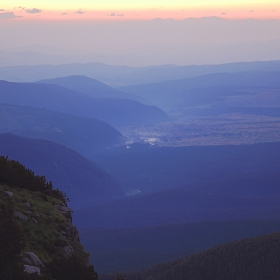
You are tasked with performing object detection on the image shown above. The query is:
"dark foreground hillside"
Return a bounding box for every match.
[105,231,280,280]
[0,156,98,279]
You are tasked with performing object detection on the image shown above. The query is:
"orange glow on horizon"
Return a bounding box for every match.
[1,6,280,21]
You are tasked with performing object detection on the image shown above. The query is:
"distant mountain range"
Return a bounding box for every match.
[1,60,280,86]
[119,71,280,110]
[37,75,149,104]
[0,133,124,208]
[0,80,168,127]
[0,103,125,156]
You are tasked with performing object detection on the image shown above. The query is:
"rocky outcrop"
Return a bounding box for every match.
[22,252,45,275]
[0,157,98,279]
[64,223,80,242]
[63,245,75,258]
[22,252,45,269]
[55,204,74,220]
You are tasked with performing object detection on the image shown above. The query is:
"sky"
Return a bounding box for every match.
[1,0,280,20]
[0,1,280,66]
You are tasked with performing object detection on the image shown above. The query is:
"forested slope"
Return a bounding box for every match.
[106,231,280,280]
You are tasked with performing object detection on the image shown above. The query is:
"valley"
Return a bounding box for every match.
[1,59,280,279]
[121,113,280,147]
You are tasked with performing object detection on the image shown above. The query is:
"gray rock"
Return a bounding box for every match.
[4,191,13,197]
[23,257,32,266]
[23,201,31,207]
[32,218,38,224]
[24,265,40,275]
[14,211,28,221]
[23,252,45,268]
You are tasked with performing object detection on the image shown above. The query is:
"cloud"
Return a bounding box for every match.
[0,12,21,19]
[221,12,227,15]
[249,10,254,13]
[0,9,5,11]
[62,13,68,15]
[76,9,84,14]
[118,14,124,17]
[26,8,42,14]
[110,13,115,16]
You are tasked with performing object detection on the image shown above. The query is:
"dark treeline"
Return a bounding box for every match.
[0,155,68,204]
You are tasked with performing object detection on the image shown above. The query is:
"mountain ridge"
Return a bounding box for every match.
[0,103,125,156]
[0,80,168,127]
[0,133,125,208]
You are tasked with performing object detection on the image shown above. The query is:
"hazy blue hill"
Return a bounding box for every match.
[119,71,280,110]
[1,60,280,86]
[91,143,280,196]
[178,86,280,108]
[0,133,124,208]
[76,142,280,227]
[80,220,280,274]
[0,80,168,127]
[37,75,148,104]
[74,188,280,229]
[0,103,124,156]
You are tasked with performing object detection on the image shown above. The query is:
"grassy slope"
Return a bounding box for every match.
[0,184,85,264]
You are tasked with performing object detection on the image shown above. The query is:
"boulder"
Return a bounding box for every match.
[23,201,31,207]
[4,191,13,197]
[24,265,40,275]
[14,211,28,221]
